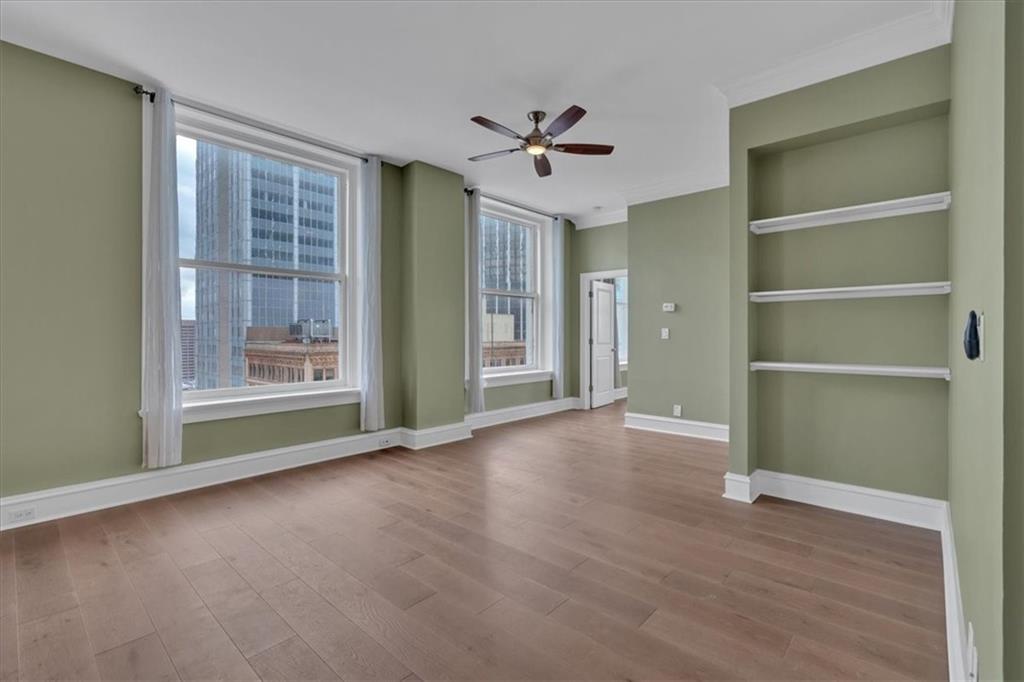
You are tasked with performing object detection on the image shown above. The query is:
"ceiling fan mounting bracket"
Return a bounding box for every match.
[527,110,547,125]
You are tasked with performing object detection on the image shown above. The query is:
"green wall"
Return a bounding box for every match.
[628,190,729,424]
[950,2,1009,677]
[728,45,952,486]
[568,221,627,398]
[1003,3,1023,678]
[752,113,950,498]
[400,162,465,430]
[1,43,144,495]
[0,44,415,494]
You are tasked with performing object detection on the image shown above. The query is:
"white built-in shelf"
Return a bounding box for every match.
[749,281,951,303]
[749,191,951,235]
[750,361,951,381]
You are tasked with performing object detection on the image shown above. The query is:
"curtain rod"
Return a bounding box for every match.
[135,85,370,164]
[464,188,558,220]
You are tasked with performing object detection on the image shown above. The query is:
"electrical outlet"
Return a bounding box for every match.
[661,302,676,312]
[378,436,395,448]
[660,328,670,340]
[7,507,36,524]
[672,404,682,417]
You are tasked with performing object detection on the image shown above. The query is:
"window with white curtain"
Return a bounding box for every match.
[174,106,361,402]
[478,200,553,375]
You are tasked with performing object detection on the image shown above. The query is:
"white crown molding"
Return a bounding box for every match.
[623,176,729,209]
[716,0,954,108]
[624,412,729,442]
[573,208,628,230]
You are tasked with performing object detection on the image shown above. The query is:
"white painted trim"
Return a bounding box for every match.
[483,369,553,388]
[941,503,971,682]
[1,396,586,529]
[749,191,951,234]
[612,387,628,401]
[750,361,951,381]
[623,412,729,443]
[573,208,628,230]
[752,470,947,530]
[579,269,629,409]
[398,422,473,451]
[623,176,730,209]
[749,281,951,303]
[719,466,967,678]
[467,397,581,430]
[716,1,952,107]
[722,472,756,503]
[1,428,402,530]
[182,386,361,423]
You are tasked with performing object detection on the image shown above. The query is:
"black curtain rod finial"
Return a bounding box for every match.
[133,85,156,103]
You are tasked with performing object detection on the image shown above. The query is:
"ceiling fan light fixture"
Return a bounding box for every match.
[525,143,547,156]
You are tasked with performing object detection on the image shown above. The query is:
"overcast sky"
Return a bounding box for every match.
[178,136,196,319]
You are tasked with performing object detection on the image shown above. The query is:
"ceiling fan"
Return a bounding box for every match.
[468,105,614,178]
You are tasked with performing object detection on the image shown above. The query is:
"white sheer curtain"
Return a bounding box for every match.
[551,216,566,399]
[360,155,386,431]
[141,88,182,469]
[466,189,486,413]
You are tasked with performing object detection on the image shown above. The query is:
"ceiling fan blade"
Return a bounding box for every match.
[468,148,520,162]
[534,154,552,178]
[543,105,586,138]
[551,143,614,155]
[471,116,524,140]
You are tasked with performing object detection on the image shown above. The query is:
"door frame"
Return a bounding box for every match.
[579,268,628,409]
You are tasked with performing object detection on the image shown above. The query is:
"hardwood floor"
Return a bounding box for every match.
[0,401,948,680]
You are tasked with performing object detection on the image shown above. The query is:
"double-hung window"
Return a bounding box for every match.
[478,199,554,382]
[174,106,361,420]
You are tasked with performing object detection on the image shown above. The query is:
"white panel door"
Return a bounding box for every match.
[590,281,616,408]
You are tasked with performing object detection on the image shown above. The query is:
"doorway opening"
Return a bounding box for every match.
[579,269,628,409]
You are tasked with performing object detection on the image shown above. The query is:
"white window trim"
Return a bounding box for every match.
[483,369,554,388]
[183,386,360,424]
[164,104,363,419]
[477,198,554,378]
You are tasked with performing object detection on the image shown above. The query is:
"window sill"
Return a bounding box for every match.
[181,386,361,424]
[484,369,553,388]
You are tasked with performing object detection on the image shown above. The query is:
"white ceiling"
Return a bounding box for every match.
[0,1,952,225]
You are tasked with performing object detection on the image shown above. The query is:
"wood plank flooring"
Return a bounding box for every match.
[0,401,948,680]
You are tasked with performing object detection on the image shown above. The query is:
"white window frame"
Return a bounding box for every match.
[171,105,362,422]
[477,198,554,387]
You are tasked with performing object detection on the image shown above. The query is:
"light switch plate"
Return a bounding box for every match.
[672,404,682,417]
[662,303,676,312]
[660,328,670,340]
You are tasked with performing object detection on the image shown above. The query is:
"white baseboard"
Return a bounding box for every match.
[399,422,473,450]
[623,412,729,442]
[722,472,756,503]
[755,469,947,530]
[0,396,586,531]
[467,397,581,430]
[941,504,973,682]
[0,427,403,531]
[719,468,968,681]
[612,387,628,401]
